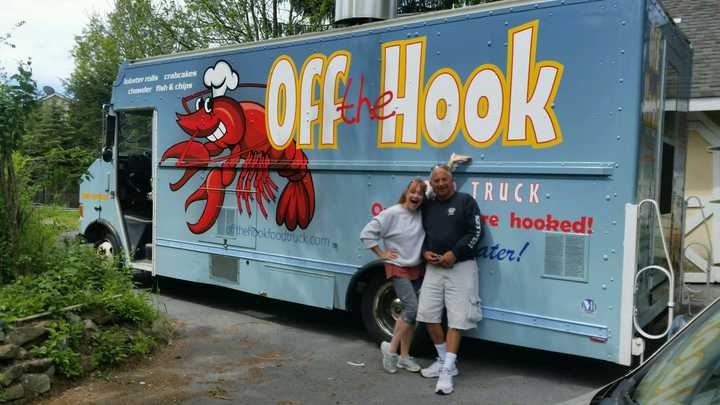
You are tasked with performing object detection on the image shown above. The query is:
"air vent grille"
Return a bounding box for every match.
[216,207,237,239]
[210,254,239,283]
[543,233,588,282]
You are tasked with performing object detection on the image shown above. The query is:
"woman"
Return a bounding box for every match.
[360,178,427,373]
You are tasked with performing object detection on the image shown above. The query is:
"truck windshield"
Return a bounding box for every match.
[632,300,720,404]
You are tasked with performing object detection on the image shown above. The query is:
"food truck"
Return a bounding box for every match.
[79,0,692,365]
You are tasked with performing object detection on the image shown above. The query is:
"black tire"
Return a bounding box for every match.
[361,272,400,342]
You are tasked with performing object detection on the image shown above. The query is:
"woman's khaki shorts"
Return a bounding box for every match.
[416,260,482,330]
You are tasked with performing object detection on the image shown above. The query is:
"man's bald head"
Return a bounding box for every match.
[431,164,453,178]
[430,164,455,201]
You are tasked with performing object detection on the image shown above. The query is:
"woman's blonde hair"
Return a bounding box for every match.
[398,178,428,204]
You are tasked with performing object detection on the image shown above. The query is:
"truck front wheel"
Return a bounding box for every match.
[94,231,120,259]
[361,272,402,342]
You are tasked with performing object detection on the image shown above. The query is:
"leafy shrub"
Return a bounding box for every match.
[31,320,84,379]
[0,154,73,281]
[30,319,163,379]
[0,241,137,321]
[89,327,158,369]
[90,326,132,367]
[129,331,156,355]
[1,238,166,380]
[103,291,157,325]
[0,164,166,380]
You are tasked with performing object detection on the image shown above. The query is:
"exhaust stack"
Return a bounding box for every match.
[334,0,397,26]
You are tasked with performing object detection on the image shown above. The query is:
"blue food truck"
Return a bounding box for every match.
[79,0,692,365]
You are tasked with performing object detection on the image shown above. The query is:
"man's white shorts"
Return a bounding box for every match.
[416,260,482,330]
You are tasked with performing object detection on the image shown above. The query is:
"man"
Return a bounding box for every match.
[417,164,482,395]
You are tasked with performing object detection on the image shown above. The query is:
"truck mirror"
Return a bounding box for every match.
[104,114,116,149]
[102,147,113,162]
[103,104,117,148]
[102,105,115,162]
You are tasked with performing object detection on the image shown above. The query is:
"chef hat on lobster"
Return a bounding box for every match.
[203,60,239,98]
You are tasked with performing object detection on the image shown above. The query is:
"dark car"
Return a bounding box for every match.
[561,297,720,404]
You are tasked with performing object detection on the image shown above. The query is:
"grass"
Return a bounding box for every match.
[34,205,80,234]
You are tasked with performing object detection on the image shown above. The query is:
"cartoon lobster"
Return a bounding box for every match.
[160,61,315,234]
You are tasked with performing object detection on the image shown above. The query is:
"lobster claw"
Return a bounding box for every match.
[161,140,210,166]
[186,168,226,234]
[160,140,211,191]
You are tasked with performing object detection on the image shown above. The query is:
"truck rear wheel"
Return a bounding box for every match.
[361,272,401,342]
[359,271,434,353]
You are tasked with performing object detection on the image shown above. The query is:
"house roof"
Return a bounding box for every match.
[38,93,72,104]
[662,0,720,100]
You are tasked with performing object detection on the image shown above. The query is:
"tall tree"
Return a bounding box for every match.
[65,15,121,154]
[66,0,332,153]
[22,101,93,201]
[155,0,330,47]
[0,61,37,281]
[0,21,25,49]
[397,0,499,14]
[65,0,182,158]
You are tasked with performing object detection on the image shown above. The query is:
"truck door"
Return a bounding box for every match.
[656,35,691,310]
[115,110,154,262]
[636,28,691,325]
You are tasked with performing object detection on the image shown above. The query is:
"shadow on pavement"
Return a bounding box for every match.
[139,275,364,339]
[135,274,629,390]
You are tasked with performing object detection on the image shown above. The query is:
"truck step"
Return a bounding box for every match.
[131,260,152,273]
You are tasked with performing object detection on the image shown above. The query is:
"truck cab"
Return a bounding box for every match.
[79,106,154,272]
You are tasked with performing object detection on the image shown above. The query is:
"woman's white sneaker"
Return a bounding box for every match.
[397,356,421,372]
[380,342,398,373]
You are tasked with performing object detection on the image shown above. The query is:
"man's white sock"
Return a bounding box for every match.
[444,352,457,371]
[435,343,447,361]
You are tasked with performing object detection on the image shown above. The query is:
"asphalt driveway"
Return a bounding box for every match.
[40,277,627,405]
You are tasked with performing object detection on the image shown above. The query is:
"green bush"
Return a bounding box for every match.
[2,154,83,282]
[130,331,156,355]
[0,241,137,321]
[1,237,166,380]
[1,154,62,281]
[30,318,163,379]
[103,291,157,325]
[31,320,84,379]
[90,326,132,367]
[88,327,156,367]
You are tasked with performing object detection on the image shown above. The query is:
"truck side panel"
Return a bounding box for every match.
[106,0,661,363]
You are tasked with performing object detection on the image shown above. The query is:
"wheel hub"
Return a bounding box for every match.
[372,281,404,338]
[97,241,114,257]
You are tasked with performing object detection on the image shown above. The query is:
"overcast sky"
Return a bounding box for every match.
[2,0,115,95]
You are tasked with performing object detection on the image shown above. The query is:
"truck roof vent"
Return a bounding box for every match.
[334,0,397,26]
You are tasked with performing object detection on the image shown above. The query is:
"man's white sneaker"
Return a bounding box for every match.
[397,356,421,372]
[380,341,398,373]
[421,358,459,378]
[435,368,455,395]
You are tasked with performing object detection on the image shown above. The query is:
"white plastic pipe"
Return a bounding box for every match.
[632,199,676,340]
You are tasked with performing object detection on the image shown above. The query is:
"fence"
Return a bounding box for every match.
[32,187,79,208]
